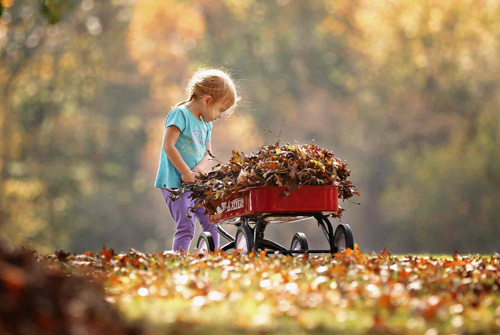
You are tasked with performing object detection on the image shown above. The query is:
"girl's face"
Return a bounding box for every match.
[201,96,233,122]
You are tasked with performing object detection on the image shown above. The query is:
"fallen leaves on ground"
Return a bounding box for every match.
[41,245,500,335]
[0,242,143,335]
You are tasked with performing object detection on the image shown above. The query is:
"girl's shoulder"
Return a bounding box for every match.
[169,105,188,115]
[166,105,189,120]
[164,105,190,130]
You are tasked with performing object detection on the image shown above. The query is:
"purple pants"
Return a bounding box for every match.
[161,189,219,252]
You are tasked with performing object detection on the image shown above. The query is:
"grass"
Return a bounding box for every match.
[47,248,500,335]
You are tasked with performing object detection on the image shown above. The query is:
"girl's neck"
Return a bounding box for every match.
[185,101,203,121]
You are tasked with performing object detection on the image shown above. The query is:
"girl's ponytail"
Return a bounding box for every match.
[174,92,196,107]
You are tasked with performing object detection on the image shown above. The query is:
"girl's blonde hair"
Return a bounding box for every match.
[175,68,240,114]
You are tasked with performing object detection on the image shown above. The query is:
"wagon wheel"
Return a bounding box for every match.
[235,225,255,254]
[197,232,215,253]
[333,223,354,253]
[290,232,309,253]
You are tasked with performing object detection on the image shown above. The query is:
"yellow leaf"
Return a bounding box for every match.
[309,160,325,171]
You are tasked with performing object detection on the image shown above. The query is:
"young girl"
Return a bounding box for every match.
[154,68,239,252]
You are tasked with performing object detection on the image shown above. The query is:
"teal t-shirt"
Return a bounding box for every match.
[154,105,212,188]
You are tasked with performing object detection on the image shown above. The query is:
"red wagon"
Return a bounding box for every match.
[196,185,354,255]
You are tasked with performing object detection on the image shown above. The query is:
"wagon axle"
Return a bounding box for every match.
[197,215,354,256]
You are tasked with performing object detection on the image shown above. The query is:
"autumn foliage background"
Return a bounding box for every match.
[0,0,499,254]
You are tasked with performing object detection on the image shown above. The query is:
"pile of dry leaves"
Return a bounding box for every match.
[0,241,143,335]
[168,141,358,217]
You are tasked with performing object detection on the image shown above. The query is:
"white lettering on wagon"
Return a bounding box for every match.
[216,198,244,214]
[230,198,244,211]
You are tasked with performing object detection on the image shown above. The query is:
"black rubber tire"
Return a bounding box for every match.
[290,232,309,251]
[235,225,255,254]
[333,223,354,252]
[196,232,215,253]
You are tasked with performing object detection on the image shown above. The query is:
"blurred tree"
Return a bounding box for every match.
[382,110,500,252]
[1,0,159,253]
[1,0,52,247]
[351,0,500,252]
[1,0,498,253]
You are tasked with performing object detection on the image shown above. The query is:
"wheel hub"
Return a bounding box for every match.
[337,232,346,251]
[198,240,208,253]
[236,234,248,254]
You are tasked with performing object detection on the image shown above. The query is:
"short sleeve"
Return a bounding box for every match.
[206,122,212,142]
[164,107,186,132]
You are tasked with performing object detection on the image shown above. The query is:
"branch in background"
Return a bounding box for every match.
[41,0,76,24]
[263,118,287,146]
[207,150,224,165]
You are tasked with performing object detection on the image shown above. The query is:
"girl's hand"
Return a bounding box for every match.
[181,171,199,183]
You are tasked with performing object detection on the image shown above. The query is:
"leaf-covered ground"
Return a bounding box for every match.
[46,247,499,335]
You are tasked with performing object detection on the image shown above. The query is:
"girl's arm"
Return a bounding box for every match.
[192,141,212,173]
[163,126,198,183]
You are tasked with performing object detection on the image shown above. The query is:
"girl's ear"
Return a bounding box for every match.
[203,95,213,105]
